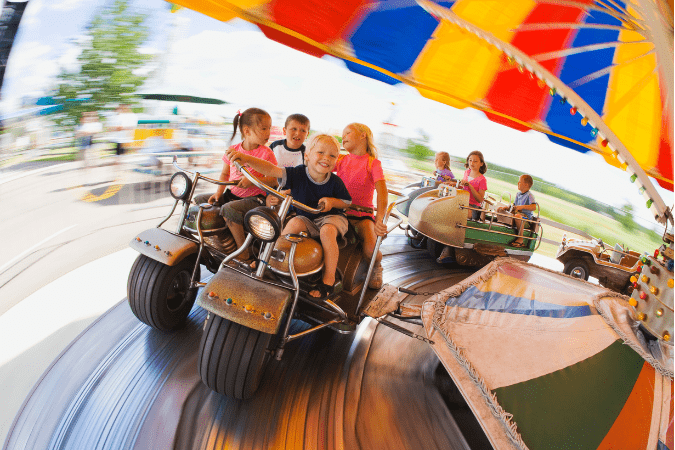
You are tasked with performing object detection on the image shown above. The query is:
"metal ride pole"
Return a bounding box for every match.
[275,240,300,360]
[356,202,394,313]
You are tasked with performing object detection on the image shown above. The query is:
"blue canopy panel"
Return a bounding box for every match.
[545,5,623,151]
[344,1,455,85]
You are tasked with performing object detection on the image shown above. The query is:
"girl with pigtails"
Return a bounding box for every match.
[194,107,278,264]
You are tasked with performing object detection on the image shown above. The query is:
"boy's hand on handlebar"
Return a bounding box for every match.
[317,198,333,212]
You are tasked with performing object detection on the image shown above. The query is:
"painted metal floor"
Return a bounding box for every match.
[5,235,491,450]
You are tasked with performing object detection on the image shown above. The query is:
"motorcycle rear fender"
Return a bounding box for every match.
[129,228,198,266]
[197,267,292,335]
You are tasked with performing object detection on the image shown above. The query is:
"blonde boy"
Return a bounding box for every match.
[225,134,352,299]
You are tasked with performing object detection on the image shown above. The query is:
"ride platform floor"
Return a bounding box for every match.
[4,235,492,450]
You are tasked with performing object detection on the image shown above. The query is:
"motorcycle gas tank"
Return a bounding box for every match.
[184,203,227,234]
[268,234,324,277]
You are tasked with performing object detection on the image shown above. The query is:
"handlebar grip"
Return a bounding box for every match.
[317,202,326,211]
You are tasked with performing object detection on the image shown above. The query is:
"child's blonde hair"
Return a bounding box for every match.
[435,152,450,169]
[307,133,340,154]
[346,122,378,158]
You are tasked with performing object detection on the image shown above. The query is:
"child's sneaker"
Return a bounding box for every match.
[368,262,383,290]
[436,246,455,263]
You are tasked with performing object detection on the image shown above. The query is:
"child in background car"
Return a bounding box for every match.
[497,174,536,248]
[433,152,455,184]
[458,150,487,221]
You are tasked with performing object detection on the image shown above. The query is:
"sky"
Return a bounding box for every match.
[2,0,672,231]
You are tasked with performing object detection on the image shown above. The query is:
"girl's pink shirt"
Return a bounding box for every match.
[222,142,277,198]
[335,153,385,217]
[462,168,487,206]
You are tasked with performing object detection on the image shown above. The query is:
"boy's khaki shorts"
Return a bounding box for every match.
[293,214,349,248]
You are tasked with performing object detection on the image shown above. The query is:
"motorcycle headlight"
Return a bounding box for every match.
[169,172,192,200]
[244,206,282,242]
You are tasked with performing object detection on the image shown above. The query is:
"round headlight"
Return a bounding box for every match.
[244,207,282,242]
[169,172,192,200]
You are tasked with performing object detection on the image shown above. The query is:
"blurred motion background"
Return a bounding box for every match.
[0,0,671,312]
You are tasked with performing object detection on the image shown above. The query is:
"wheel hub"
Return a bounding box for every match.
[167,270,190,312]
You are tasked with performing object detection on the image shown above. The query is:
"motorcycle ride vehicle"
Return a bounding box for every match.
[127,157,412,398]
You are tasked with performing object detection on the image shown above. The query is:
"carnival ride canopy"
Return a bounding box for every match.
[171,0,674,220]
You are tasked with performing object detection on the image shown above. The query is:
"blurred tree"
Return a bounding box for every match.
[617,203,637,231]
[52,0,150,129]
[401,129,434,160]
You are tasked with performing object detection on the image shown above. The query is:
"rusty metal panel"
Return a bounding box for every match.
[197,267,292,335]
[129,228,198,266]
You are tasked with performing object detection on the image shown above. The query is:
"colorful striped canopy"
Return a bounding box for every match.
[422,258,673,450]
[173,0,674,219]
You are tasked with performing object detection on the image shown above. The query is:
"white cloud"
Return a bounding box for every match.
[21,0,43,26]
[49,0,89,11]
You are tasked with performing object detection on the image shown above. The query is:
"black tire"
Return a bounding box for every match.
[198,314,272,399]
[563,259,590,281]
[127,254,199,331]
[426,238,444,260]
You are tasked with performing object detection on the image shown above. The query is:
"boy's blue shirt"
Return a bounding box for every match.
[514,190,536,219]
[279,165,352,219]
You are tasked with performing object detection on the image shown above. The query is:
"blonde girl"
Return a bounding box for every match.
[433,151,456,183]
[336,123,388,289]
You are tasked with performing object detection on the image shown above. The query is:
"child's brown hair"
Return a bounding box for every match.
[285,113,310,128]
[231,107,270,141]
[465,150,487,174]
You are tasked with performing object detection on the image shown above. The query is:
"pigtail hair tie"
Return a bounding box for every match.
[237,109,242,117]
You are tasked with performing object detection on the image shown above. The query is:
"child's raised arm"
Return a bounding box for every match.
[225,146,283,179]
